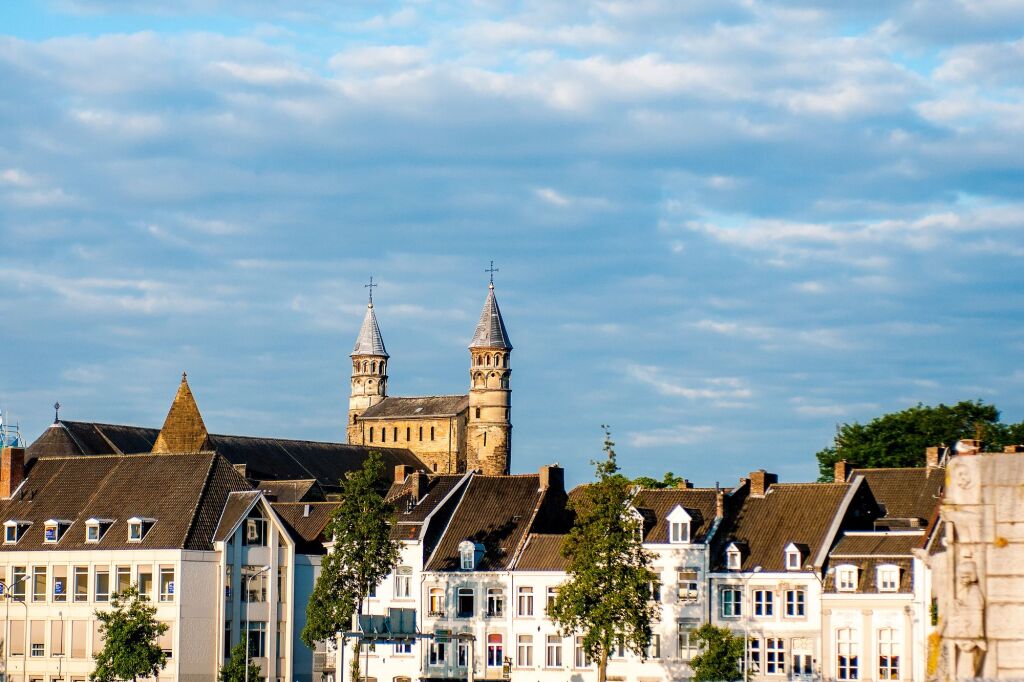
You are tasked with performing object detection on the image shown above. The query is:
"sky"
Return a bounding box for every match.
[1,1,1023,486]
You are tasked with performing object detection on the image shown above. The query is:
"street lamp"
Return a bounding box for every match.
[1,576,29,682]
[243,565,271,682]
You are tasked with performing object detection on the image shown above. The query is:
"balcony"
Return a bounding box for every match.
[313,652,335,673]
[427,609,446,619]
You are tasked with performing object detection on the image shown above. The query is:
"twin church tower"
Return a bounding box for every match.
[346,279,512,476]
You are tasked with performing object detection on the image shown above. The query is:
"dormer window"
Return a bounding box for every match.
[667,505,692,544]
[4,520,30,544]
[877,564,900,592]
[784,542,803,571]
[725,542,743,571]
[85,518,114,543]
[459,539,484,570]
[43,519,72,544]
[836,564,858,592]
[127,517,156,543]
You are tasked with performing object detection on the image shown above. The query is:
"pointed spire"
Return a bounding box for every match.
[351,302,389,358]
[469,283,512,349]
[152,373,212,454]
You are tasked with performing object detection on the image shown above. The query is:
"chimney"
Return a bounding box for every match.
[834,459,849,482]
[539,464,565,494]
[749,469,778,497]
[394,464,415,484]
[1,447,25,499]
[715,488,725,519]
[676,479,693,489]
[1004,445,1024,454]
[925,447,941,468]
[410,471,429,502]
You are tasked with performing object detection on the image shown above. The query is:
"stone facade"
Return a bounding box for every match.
[350,413,468,474]
[932,448,1024,680]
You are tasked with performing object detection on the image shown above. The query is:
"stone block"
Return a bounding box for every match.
[985,602,1024,636]
[995,639,1024,668]
[995,521,1024,541]
[995,485,1024,523]
[985,543,1021,575]
[984,576,1024,601]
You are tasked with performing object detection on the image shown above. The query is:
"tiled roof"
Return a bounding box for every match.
[853,467,944,523]
[25,421,159,461]
[361,396,469,420]
[352,303,388,358]
[388,475,465,524]
[469,284,512,350]
[824,557,914,594]
[515,534,569,571]
[272,502,341,554]
[426,474,549,572]
[712,483,856,572]
[831,531,924,557]
[0,452,251,551]
[213,491,261,542]
[152,375,211,454]
[256,479,321,502]
[634,488,720,544]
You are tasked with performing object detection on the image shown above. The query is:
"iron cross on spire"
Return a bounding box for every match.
[364,276,378,305]
[485,260,499,286]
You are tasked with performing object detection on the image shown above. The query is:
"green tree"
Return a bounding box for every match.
[218,641,262,682]
[549,428,659,682]
[633,471,685,489]
[300,451,401,674]
[689,623,745,682]
[90,584,168,682]
[816,400,1024,480]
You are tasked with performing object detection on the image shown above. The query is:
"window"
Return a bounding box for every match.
[395,640,413,655]
[785,589,806,617]
[753,589,773,617]
[159,566,175,602]
[158,623,173,659]
[428,587,445,616]
[720,587,742,617]
[765,638,785,674]
[546,635,562,667]
[837,628,859,680]
[667,505,692,543]
[837,566,858,592]
[381,427,386,443]
[677,570,698,602]
[30,620,44,657]
[277,566,286,603]
[430,426,435,441]
[127,517,154,542]
[877,565,900,592]
[457,587,475,617]
[517,586,534,616]
[394,566,412,599]
[726,545,742,570]
[459,540,478,570]
[429,641,447,665]
[406,427,411,441]
[646,633,661,660]
[71,620,87,659]
[11,566,26,599]
[393,427,398,441]
[486,587,504,616]
[4,520,28,544]
[245,566,268,603]
[51,620,66,656]
[32,566,47,602]
[224,622,232,659]
[486,634,503,668]
[138,565,153,600]
[575,637,592,667]
[74,566,88,602]
[244,513,268,546]
[785,543,802,570]
[44,520,69,543]
[247,622,266,658]
[878,628,900,679]
[517,634,533,666]
[95,568,109,602]
[546,586,558,612]
[648,579,662,603]
[52,565,67,602]
[677,624,699,661]
[457,641,470,667]
[369,427,374,443]
[747,638,761,675]
[115,566,131,595]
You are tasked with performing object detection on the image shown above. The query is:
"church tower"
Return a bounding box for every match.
[347,296,389,444]
[466,280,512,475]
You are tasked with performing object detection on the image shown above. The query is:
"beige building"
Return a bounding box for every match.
[346,282,513,476]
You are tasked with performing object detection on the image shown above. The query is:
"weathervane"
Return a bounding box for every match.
[365,276,378,305]
[485,260,499,287]
[54,401,61,423]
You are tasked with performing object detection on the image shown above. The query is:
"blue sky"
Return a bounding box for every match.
[1,1,1023,486]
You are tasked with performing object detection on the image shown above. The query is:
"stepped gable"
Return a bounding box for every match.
[0,452,251,551]
[361,395,469,419]
[851,466,944,524]
[152,374,211,454]
[25,421,158,461]
[633,487,721,544]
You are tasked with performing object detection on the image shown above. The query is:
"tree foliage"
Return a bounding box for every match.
[633,471,685,489]
[90,584,168,682]
[301,451,401,649]
[218,641,262,682]
[816,400,1024,480]
[689,623,745,682]
[549,428,659,682]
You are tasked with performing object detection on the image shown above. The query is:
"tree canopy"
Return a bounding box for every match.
[90,584,168,682]
[218,641,262,682]
[689,623,745,682]
[301,451,401,649]
[548,428,659,682]
[816,400,1024,480]
[632,471,686,489]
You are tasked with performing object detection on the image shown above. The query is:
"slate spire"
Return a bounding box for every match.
[152,373,212,454]
[351,302,389,358]
[469,282,512,350]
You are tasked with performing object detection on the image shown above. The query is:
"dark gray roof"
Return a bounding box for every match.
[213,491,261,542]
[361,395,469,419]
[830,531,924,557]
[515,534,569,571]
[256,479,322,502]
[352,303,388,358]
[272,502,342,554]
[26,421,159,461]
[634,488,720,544]
[469,284,512,350]
[852,467,943,523]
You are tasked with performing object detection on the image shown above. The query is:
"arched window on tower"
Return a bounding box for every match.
[486,354,492,366]
[381,428,386,443]
[475,407,481,418]
[369,427,374,442]
[483,432,487,447]
[362,361,368,372]
[393,427,398,441]
[406,427,411,441]
[371,361,377,373]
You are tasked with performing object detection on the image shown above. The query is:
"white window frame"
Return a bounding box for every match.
[784,542,802,570]
[667,505,692,544]
[877,564,900,592]
[127,517,155,543]
[394,565,413,599]
[458,540,476,570]
[753,589,773,617]
[878,627,900,680]
[677,569,699,602]
[516,634,533,667]
[837,627,859,680]
[836,564,858,592]
[545,635,563,668]
[765,637,786,674]
[785,588,806,618]
[720,587,742,618]
[725,542,743,570]
[4,522,18,544]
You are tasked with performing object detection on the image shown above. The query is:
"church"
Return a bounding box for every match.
[346,280,513,476]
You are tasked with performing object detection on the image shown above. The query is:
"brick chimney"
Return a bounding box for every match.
[749,469,778,497]
[925,447,941,468]
[834,459,849,482]
[715,489,725,519]
[410,471,429,502]
[394,464,415,484]
[1004,445,1024,454]
[676,479,693,489]
[1,447,25,499]
[539,464,564,494]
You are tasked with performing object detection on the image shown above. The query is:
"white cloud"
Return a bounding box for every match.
[627,364,752,401]
[535,187,571,207]
[627,425,714,447]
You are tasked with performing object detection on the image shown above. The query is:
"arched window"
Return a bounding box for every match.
[418,426,423,441]
[362,361,368,372]
[502,354,508,368]
[406,427,411,441]
[371,361,377,373]
[475,407,481,418]
[487,634,503,668]
[486,354,492,366]
[430,427,435,441]
[369,427,375,443]
[381,428,386,443]
[352,415,357,425]
[500,376,509,389]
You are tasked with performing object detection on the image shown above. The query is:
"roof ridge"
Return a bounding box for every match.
[381,394,469,400]
[35,451,215,462]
